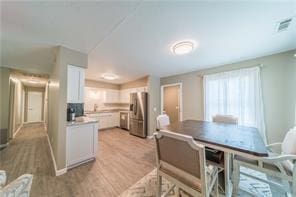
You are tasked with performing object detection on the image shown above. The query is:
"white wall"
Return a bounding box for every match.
[161,50,296,143]
[48,46,88,170]
[147,76,160,136]
[13,78,24,135]
[0,67,10,145]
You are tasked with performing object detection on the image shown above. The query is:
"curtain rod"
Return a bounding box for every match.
[196,64,264,78]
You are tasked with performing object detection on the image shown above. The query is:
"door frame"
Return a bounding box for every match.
[25,90,44,123]
[160,83,183,121]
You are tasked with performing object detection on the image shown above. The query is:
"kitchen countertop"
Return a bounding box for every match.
[85,109,129,114]
[67,117,98,126]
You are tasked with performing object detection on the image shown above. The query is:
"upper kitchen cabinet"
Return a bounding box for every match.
[67,65,85,103]
[104,89,120,103]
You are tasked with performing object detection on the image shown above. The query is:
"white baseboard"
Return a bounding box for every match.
[46,134,67,176]
[13,124,23,138]
[23,121,44,125]
[147,135,154,139]
[55,167,67,176]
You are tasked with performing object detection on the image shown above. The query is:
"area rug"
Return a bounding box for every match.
[119,167,285,197]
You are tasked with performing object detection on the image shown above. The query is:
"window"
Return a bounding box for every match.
[203,67,266,143]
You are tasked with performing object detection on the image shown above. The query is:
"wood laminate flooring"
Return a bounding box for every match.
[0,123,155,197]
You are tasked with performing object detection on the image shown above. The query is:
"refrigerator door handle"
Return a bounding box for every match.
[134,99,137,115]
[130,104,133,111]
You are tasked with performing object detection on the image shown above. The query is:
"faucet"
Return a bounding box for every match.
[94,104,98,112]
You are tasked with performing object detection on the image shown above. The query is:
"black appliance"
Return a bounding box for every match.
[67,107,75,121]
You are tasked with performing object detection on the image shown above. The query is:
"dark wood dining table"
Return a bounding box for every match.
[162,120,268,197]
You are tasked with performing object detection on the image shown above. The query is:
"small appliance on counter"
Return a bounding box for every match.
[67,103,84,121]
[67,107,76,121]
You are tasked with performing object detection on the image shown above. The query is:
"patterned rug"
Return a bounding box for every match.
[119,167,286,197]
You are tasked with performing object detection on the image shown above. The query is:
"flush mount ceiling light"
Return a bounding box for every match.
[172,41,195,55]
[102,73,118,80]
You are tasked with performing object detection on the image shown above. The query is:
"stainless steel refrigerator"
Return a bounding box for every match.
[129,92,148,138]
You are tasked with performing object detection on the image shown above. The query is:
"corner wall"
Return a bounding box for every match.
[0,67,10,145]
[147,76,160,136]
[48,46,88,170]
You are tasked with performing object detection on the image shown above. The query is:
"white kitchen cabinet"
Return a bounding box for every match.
[66,122,98,168]
[67,65,85,103]
[112,112,120,127]
[118,87,147,104]
[99,113,111,129]
[87,112,119,129]
[104,89,120,103]
[119,89,130,103]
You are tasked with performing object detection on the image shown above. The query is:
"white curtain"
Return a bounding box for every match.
[203,67,267,143]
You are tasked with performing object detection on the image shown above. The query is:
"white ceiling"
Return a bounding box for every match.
[1,1,296,83]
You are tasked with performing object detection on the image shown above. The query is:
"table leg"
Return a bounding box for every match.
[224,152,233,197]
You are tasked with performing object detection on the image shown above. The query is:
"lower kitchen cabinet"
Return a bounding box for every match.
[66,122,98,168]
[87,112,120,130]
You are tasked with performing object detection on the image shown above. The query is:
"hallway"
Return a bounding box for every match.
[0,124,155,197]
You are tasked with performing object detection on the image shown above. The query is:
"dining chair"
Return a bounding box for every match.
[154,130,219,197]
[208,114,238,193]
[156,114,170,130]
[212,114,238,124]
[232,127,296,196]
[0,170,33,197]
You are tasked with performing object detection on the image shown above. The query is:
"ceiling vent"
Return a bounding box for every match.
[277,18,293,32]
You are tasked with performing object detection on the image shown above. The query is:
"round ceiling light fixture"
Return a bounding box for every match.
[172,41,195,55]
[102,73,118,80]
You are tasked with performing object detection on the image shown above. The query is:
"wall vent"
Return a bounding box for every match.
[277,18,293,32]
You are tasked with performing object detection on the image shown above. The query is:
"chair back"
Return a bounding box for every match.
[212,114,238,124]
[282,127,296,155]
[156,114,170,130]
[154,130,207,192]
[0,174,33,196]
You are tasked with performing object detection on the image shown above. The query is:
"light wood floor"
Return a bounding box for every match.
[0,123,155,197]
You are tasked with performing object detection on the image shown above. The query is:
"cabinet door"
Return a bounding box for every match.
[98,116,104,129]
[67,65,80,103]
[120,90,130,103]
[67,65,85,103]
[114,113,120,127]
[67,124,95,166]
[98,115,109,129]
[78,68,85,103]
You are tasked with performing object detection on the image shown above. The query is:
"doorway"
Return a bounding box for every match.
[27,91,43,123]
[161,83,182,123]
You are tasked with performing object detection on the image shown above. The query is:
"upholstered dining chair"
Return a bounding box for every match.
[232,127,296,196]
[0,170,33,197]
[156,114,170,130]
[212,114,238,124]
[154,130,219,197]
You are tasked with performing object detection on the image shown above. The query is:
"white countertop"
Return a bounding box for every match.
[85,109,129,114]
[67,117,98,126]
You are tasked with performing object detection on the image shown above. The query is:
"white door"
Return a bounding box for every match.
[27,91,43,122]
